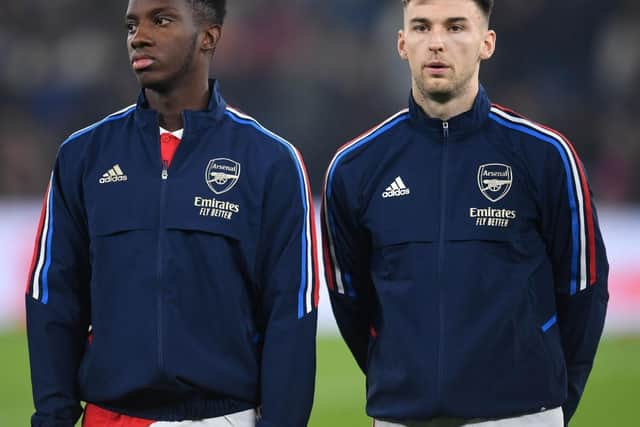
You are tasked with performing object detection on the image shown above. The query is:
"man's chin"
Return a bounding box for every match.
[424,80,452,94]
[136,73,169,92]
[421,85,454,104]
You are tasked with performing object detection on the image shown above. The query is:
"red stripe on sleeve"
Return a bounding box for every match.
[538,124,597,284]
[308,191,321,308]
[493,103,597,286]
[25,184,50,294]
[298,153,321,308]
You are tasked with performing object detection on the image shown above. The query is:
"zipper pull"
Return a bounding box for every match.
[161,161,168,180]
[442,121,449,138]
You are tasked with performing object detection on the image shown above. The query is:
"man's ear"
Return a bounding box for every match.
[479,29,496,60]
[398,29,408,61]
[201,25,222,53]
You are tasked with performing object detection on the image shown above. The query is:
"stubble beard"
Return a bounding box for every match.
[414,64,479,106]
[414,73,459,105]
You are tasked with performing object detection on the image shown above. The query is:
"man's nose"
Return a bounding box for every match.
[427,29,445,52]
[129,22,153,49]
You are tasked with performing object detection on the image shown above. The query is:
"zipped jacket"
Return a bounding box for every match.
[26,81,319,427]
[322,87,608,424]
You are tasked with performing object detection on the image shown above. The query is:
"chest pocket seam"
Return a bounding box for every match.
[165,223,242,241]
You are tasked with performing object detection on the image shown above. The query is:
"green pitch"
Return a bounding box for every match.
[1,331,638,426]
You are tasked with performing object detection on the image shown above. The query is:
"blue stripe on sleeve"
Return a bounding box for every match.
[326,115,408,200]
[61,107,136,147]
[224,111,310,319]
[39,107,135,304]
[41,184,55,304]
[325,114,408,297]
[489,113,580,294]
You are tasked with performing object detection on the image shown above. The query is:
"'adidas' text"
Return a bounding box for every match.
[382,176,410,198]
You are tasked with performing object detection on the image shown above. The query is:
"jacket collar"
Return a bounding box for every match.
[408,85,491,138]
[134,79,227,132]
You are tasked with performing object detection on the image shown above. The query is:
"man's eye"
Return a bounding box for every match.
[126,22,137,34]
[155,17,172,26]
[414,24,428,32]
[450,25,464,32]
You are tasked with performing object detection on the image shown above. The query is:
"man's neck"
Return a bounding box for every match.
[145,79,210,131]
[413,80,479,121]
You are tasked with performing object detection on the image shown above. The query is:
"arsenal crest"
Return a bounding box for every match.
[477,163,512,202]
[205,158,241,194]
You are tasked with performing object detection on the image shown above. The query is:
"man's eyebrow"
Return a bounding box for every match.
[445,17,469,24]
[409,17,430,25]
[409,16,469,25]
[126,7,179,20]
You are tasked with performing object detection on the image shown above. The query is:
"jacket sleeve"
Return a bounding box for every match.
[255,149,318,427]
[321,164,375,373]
[540,141,609,424]
[25,147,91,427]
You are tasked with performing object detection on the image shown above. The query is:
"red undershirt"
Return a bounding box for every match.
[159,128,182,168]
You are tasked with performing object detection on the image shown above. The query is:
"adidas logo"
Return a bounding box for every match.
[99,164,128,184]
[382,176,410,198]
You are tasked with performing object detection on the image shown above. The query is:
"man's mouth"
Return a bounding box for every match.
[425,62,450,75]
[132,55,155,71]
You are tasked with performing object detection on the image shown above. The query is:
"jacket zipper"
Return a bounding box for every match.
[157,161,168,370]
[436,120,449,400]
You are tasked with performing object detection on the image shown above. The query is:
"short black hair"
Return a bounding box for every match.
[188,0,226,25]
[401,0,494,22]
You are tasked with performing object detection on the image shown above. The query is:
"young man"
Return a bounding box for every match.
[322,0,608,426]
[25,1,318,426]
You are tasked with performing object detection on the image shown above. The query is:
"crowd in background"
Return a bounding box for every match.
[1,0,639,202]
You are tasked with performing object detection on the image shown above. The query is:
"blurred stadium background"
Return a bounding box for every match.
[1,1,638,425]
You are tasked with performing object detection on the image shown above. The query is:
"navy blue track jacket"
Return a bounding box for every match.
[26,81,319,427]
[322,87,608,424]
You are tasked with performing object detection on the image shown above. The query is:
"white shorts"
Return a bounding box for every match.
[151,409,257,426]
[373,406,563,427]
[83,404,257,427]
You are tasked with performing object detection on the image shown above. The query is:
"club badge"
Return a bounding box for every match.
[205,158,241,194]
[477,163,512,202]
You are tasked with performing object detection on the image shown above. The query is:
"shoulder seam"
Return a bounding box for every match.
[223,106,295,152]
[61,104,137,148]
[324,109,409,196]
[224,106,318,318]
[489,105,597,294]
[321,109,408,297]
[489,105,568,144]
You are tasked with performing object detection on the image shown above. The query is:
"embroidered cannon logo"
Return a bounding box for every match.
[205,158,241,194]
[477,163,512,202]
